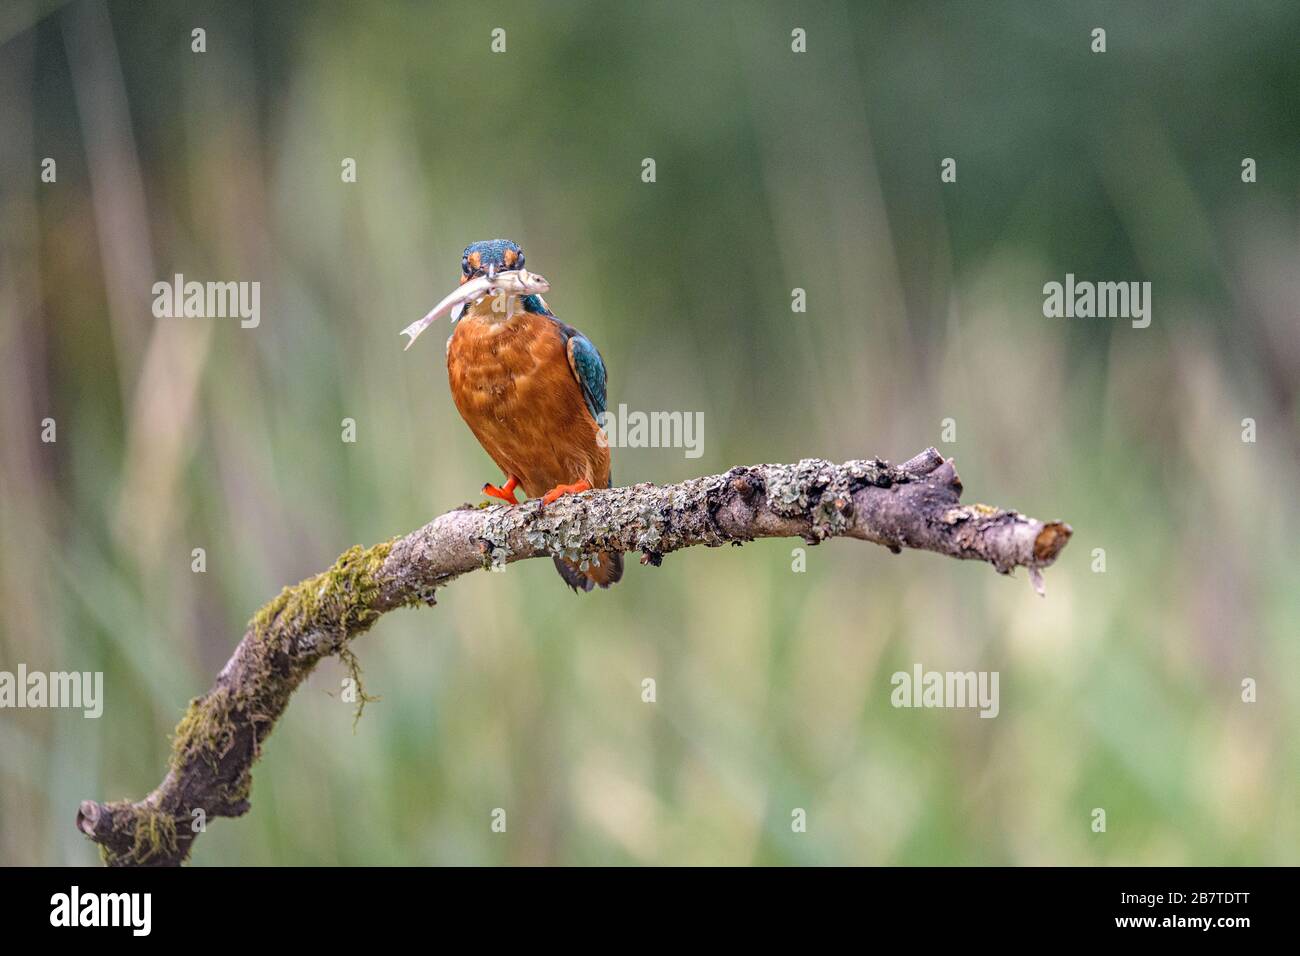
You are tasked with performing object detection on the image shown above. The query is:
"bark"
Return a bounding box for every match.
[75,448,1071,865]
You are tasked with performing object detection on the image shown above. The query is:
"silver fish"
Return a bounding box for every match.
[400,269,551,351]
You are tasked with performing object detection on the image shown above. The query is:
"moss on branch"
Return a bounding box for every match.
[77,449,1071,865]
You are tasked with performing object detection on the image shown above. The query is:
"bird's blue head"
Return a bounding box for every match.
[460,239,525,283]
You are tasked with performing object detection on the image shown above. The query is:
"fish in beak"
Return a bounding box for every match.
[400,269,550,351]
[450,260,497,323]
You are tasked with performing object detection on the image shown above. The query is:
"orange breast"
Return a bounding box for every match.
[446,310,609,499]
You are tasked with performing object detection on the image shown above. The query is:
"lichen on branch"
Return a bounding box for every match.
[76,448,1071,866]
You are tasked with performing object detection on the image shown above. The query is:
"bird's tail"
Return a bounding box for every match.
[551,469,624,591]
[553,551,624,592]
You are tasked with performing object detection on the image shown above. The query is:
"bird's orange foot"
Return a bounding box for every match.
[482,476,521,505]
[540,478,592,507]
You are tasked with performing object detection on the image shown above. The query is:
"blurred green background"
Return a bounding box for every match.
[1,0,1297,866]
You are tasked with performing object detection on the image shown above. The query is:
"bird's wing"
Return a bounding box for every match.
[562,327,608,423]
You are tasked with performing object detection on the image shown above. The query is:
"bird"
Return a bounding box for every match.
[439,239,623,591]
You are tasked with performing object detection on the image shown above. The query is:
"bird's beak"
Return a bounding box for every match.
[486,263,497,280]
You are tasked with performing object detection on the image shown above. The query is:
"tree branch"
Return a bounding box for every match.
[75,449,1071,865]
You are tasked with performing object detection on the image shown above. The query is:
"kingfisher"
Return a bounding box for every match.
[428,239,623,592]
